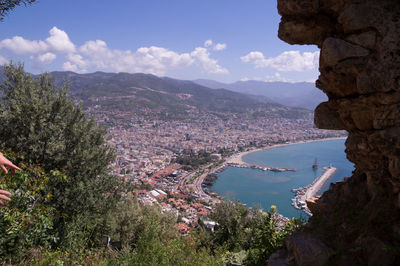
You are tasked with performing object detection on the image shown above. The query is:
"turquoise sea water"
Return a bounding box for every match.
[211,138,354,218]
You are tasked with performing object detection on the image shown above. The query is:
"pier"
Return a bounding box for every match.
[227,162,296,172]
[291,166,338,216]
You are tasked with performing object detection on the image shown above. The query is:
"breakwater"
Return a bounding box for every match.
[227,162,296,172]
[291,166,338,216]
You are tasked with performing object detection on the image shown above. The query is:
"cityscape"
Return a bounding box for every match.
[97,108,346,234]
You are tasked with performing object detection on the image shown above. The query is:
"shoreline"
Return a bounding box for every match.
[226,136,347,165]
[197,136,346,217]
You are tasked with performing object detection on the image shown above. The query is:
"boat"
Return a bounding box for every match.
[312,158,318,169]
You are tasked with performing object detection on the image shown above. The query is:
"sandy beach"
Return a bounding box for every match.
[226,136,347,165]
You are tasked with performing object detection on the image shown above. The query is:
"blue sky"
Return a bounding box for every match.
[0,0,319,83]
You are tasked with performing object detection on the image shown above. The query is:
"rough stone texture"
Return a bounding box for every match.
[320,37,369,67]
[285,232,333,266]
[314,102,345,130]
[268,249,296,266]
[271,0,400,265]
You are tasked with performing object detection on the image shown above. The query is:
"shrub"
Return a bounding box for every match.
[0,62,120,245]
[0,150,56,260]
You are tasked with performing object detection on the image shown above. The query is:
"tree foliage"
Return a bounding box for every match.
[0,0,36,21]
[108,198,177,249]
[0,62,119,243]
[205,201,303,265]
[0,150,56,260]
[105,198,221,265]
[174,150,212,169]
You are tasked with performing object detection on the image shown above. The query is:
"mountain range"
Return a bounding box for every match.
[47,71,312,120]
[1,68,315,121]
[193,79,327,110]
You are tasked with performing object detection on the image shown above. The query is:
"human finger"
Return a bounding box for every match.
[0,165,8,174]
[0,190,11,196]
[5,161,21,171]
[0,194,11,202]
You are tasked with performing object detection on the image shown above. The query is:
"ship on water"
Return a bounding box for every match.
[312,158,318,169]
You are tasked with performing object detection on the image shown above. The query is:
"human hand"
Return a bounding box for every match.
[0,152,21,175]
[0,152,20,205]
[0,189,11,205]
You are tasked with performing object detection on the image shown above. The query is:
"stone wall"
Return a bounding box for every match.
[270,1,400,265]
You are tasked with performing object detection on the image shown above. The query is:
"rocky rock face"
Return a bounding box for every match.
[271,0,400,265]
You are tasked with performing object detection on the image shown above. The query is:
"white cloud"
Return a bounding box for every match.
[67,53,87,67]
[1,29,229,75]
[0,55,7,65]
[264,72,291,82]
[68,41,194,75]
[241,50,319,72]
[63,53,88,73]
[45,27,75,53]
[135,46,194,72]
[213,43,227,51]
[36,52,56,64]
[0,36,47,55]
[204,39,213,47]
[190,47,228,74]
[67,41,227,75]
[62,61,80,72]
[30,52,57,70]
[0,27,74,56]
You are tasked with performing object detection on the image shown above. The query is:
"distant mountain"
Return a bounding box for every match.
[0,69,313,120]
[193,79,327,110]
[45,71,312,120]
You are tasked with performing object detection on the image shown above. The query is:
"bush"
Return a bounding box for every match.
[0,150,56,260]
[108,198,177,249]
[206,201,303,265]
[0,62,120,246]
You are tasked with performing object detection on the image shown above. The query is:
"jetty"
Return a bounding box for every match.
[291,166,338,216]
[227,162,296,172]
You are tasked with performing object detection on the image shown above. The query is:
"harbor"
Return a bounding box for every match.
[209,139,352,218]
[291,165,338,216]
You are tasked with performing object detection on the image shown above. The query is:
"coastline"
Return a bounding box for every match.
[197,136,348,218]
[226,136,347,165]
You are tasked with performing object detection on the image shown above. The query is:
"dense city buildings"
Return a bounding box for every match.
[89,109,345,232]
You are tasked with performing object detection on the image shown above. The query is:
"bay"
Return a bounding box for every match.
[210,138,354,218]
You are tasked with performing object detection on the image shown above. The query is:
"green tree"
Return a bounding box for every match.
[208,201,303,265]
[0,0,36,21]
[244,207,290,265]
[210,201,251,251]
[0,150,56,260]
[0,62,119,245]
[105,198,222,265]
[108,198,177,249]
